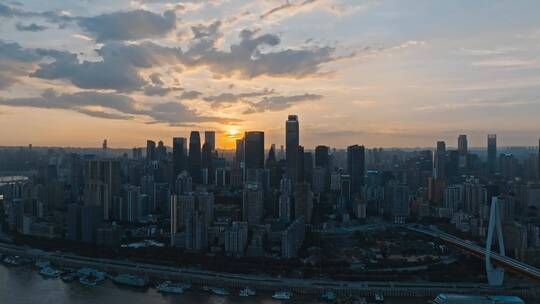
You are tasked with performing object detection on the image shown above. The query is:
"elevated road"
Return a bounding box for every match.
[409,226,540,282]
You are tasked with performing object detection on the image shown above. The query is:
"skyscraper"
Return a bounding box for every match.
[83,159,121,220]
[201,142,213,184]
[286,115,299,183]
[315,145,330,168]
[235,138,244,163]
[244,131,264,170]
[434,141,446,179]
[458,134,468,169]
[189,131,202,183]
[172,137,187,181]
[204,131,216,151]
[242,182,264,225]
[347,145,365,196]
[146,140,156,161]
[488,134,497,174]
[538,139,540,180]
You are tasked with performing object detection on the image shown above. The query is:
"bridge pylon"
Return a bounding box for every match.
[486,197,505,286]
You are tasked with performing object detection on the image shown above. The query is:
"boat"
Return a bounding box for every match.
[77,268,106,286]
[113,273,150,288]
[79,273,106,286]
[157,281,185,294]
[272,291,293,300]
[211,287,230,295]
[430,294,525,304]
[35,259,50,269]
[321,290,336,301]
[39,266,62,278]
[373,293,385,303]
[239,287,256,297]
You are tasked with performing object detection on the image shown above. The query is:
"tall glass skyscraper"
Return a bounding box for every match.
[189,131,202,183]
[172,137,187,181]
[244,131,264,170]
[347,145,365,196]
[286,115,299,183]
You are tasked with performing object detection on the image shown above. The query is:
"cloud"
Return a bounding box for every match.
[260,0,320,20]
[0,89,240,125]
[77,10,177,42]
[15,22,47,32]
[243,93,323,114]
[0,40,42,89]
[203,88,273,108]
[181,26,339,79]
[31,41,183,92]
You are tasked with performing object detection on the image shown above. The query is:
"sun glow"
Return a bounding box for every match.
[219,127,243,149]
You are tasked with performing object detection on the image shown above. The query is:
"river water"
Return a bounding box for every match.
[0,265,428,304]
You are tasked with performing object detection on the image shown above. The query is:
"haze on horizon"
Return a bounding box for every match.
[1,0,539,149]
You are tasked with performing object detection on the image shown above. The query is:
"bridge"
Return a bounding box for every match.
[408,226,540,283]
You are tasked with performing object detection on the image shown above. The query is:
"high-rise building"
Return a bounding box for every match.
[66,204,81,241]
[224,221,248,257]
[242,182,264,225]
[244,131,264,170]
[434,141,446,179]
[347,145,365,196]
[189,131,202,183]
[235,138,244,163]
[83,159,121,220]
[294,182,313,223]
[281,216,305,259]
[185,211,208,251]
[315,145,330,168]
[146,140,156,161]
[537,139,540,180]
[303,152,313,184]
[458,134,468,169]
[102,139,107,156]
[81,205,103,244]
[488,134,497,174]
[201,142,213,184]
[204,131,216,151]
[286,115,300,183]
[172,137,187,181]
[156,140,167,160]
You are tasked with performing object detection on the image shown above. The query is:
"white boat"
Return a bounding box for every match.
[272,291,293,300]
[113,273,150,288]
[157,281,184,294]
[239,287,256,297]
[374,293,385,303]
[321,290,336,301]
[39,266,62,278]
[211,287,230,295]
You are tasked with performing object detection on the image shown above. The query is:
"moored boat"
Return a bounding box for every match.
[272,291,293,300]
[157,281,184,294]
[321,290,336,301]
[211,287,230,295]
[39,266,62,278]
[239,287,256,297]
[113,273,150,288]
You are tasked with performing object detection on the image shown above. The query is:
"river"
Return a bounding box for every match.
[0,265,429,304]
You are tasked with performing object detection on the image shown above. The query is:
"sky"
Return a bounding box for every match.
[0,0,539,149]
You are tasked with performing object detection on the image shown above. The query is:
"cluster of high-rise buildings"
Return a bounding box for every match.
[0,119,539,263]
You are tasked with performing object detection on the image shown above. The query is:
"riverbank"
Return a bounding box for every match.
[0,241,537,301]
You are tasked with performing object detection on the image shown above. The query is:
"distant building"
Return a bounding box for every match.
[172,137,187,181]
[224,221,248,257]
[488,134,497,174]
[458,134,468,169]
[281,216,305,259]
[204,131,216,151]
[189,131,202,183]
[347,144,365,196]
[242,182,264,225]
[83,159,121,220]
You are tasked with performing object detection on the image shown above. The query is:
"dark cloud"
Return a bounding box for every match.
[181,26,338,79]
[143,84,183,96]
[0,89,239,125]
[243,93,323,114]
[31,42,183,92]
[77,10,176,42]
[15,22,47,32]
[0,40,42,89]
[178,90,202,100]
[203,89,273,108]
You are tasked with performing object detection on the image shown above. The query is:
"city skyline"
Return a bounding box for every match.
[2,1,540,148]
